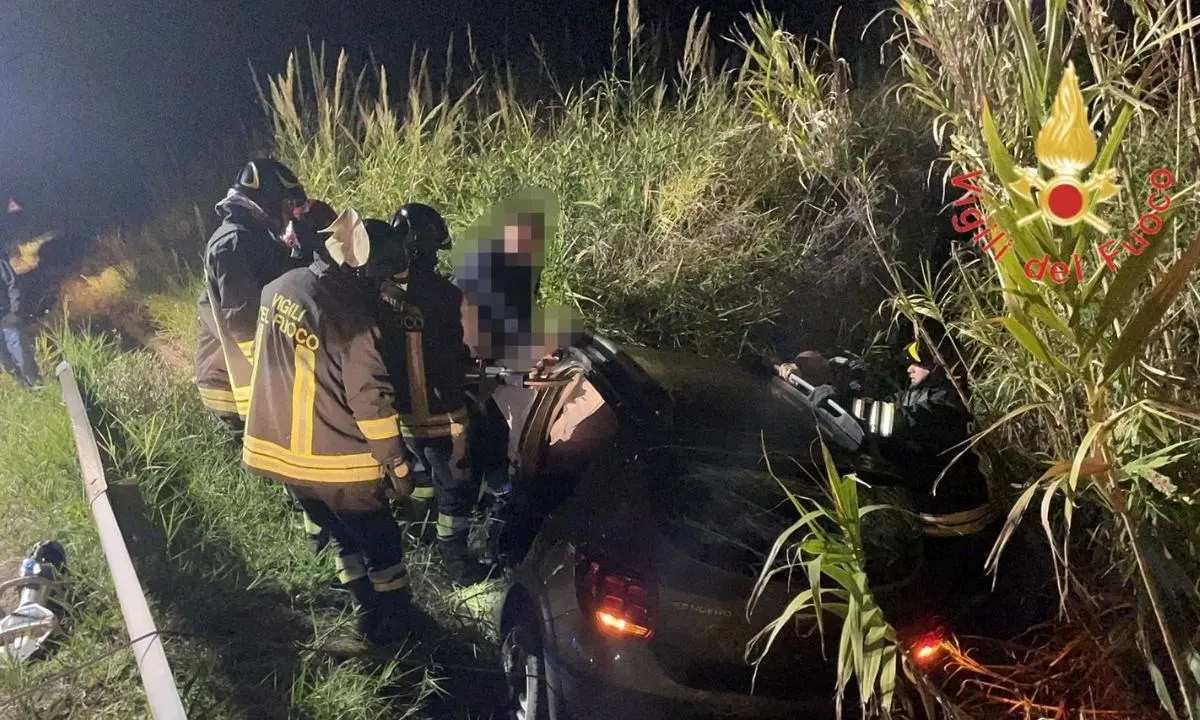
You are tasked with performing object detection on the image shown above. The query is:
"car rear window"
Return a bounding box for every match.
[621,345,822,455]
[643,447,921,585]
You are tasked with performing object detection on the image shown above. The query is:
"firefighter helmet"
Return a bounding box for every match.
[363,219,411,280]
[233,158,307,216]
[389,203,451,257]
[904,338,937,368]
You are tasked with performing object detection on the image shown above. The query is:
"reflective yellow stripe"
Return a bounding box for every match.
[243,436,385,483]
[436,513,470,538]
[200,396,239,413]
[852,398,868,421]
[198,386,239,413]
[369,564,410,593]
[246,315,268,419]
[244,436,381,470]
[232,381,251,418]
[238,340,254,362]
[410,485,436,501]
[302,512,323,537]
[244,450,385,484]
[357,414,401,441]
[208,287,254,419]
[198,387,236,403]
[876,402,896,437]
[920,504,997,537]
[291,344,317,455]
[335,552,367,583]
[398,407,470,438]
[406,332,430,418]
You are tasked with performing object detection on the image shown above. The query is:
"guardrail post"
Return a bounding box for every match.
[56,361,188,720]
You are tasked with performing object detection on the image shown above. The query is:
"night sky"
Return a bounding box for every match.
[0,0,879,235]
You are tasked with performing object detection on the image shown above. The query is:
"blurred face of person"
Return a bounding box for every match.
[907,363,931,386]
[503,217,544,258]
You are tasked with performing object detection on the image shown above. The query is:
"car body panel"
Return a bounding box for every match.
[493,333,924,718]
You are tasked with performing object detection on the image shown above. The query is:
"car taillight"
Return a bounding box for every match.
[910,627,946,666]
[575,551,656,640]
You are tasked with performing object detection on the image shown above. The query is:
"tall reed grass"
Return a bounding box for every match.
[257,3,913,356]
[43,0,1200,715]
[887,0,1200,715]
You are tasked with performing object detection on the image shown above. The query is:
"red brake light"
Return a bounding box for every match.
[575,553,656,640]
[911,628,945,665]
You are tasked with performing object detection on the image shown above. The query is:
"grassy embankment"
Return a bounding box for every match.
[10,0,1200,716]
[0,5,923,718]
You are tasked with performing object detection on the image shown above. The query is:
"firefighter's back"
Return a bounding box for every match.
[243,263,390,486]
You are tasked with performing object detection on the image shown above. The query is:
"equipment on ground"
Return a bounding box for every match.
[0,541,67,665]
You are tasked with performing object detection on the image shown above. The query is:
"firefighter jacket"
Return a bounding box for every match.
[242,257,406,486]
[860,377,995,537]
[194,206,297,418]
[379,269,474,438]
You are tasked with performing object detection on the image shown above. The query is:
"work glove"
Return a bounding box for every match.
[1,312,20,328]
[383,457,414,501]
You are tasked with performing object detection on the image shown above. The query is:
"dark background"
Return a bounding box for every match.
[0,0,888,237]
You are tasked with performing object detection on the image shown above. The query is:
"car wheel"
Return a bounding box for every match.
[502,615,553,720]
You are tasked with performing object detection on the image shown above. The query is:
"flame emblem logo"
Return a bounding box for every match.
[1008,62,1120,233]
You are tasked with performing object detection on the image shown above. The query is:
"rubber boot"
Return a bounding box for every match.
[439,533,489,586]
[343,576,379,639]
[363,589,414,647]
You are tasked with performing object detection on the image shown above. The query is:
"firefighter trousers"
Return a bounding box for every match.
[286,482,409,596]
[404,429,474,545]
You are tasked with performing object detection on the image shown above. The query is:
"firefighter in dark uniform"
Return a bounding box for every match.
[195,158,308,438]
[242,207,416,646]
[381,203,487,586]
[281,199,341,553]
[854,337,1000,593]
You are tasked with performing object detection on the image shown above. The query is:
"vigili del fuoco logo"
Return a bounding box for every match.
[949,62,1175,284]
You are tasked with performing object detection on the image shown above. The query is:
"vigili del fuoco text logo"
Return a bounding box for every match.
[950,62,1175,284]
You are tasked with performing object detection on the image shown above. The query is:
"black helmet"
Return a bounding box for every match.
[233,158,307,216]
[904,338,937,368]
[390,203,450,258]
[363,219,411,280]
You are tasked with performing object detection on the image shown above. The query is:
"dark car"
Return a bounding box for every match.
[481,333,934,720]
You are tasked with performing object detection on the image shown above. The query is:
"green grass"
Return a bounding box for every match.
[18,0,1200,716]
[252,4,917,357]
[0,367,150,720]
[0,324,452,720]
[0,2,917,716]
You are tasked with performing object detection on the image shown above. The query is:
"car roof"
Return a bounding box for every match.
[613,343,827,457]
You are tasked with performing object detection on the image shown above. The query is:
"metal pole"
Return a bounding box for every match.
[56,361,188,720]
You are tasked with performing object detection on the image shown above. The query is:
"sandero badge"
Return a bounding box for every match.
[948,61,1176,283]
